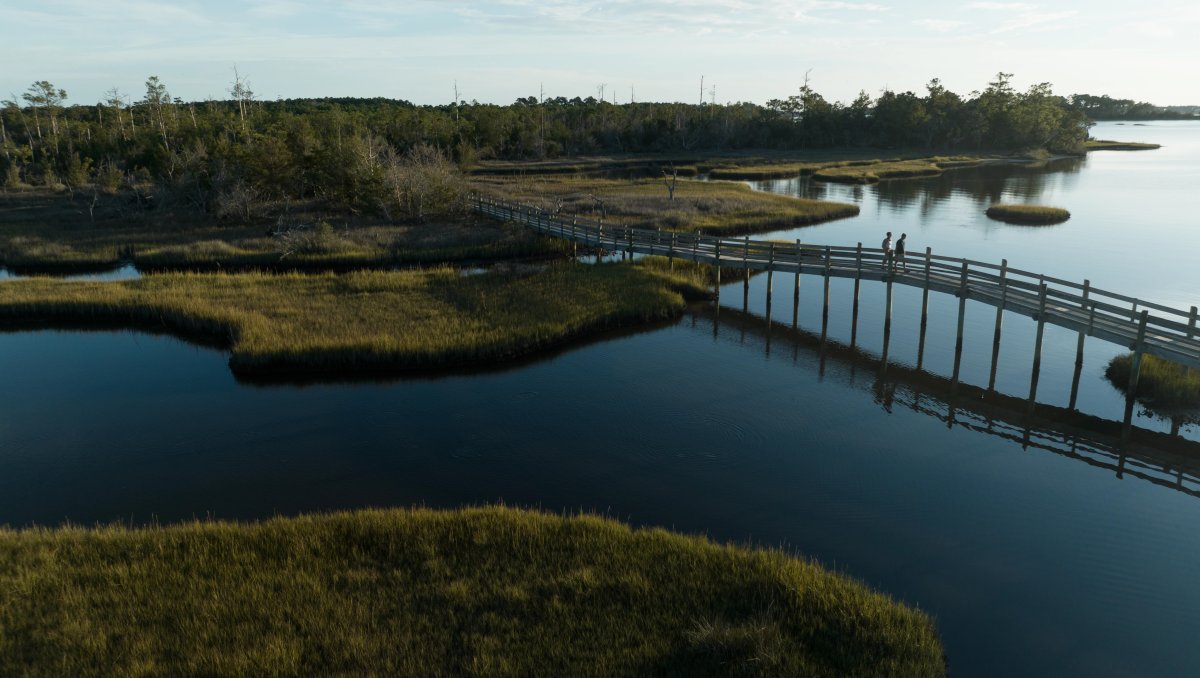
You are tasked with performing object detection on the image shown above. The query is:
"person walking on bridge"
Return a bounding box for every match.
[894,233,908,272]
[881,231,893,271]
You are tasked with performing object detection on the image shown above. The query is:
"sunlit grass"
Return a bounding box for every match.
[0,506,945,677]
[0,261,709,375]
[1105,353,1200,411]
[473,175,858,235]
[984,204,1071,225]
[0,190,558,271]
[1085,140,1161,151]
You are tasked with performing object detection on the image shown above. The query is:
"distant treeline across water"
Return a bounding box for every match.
[0,72,1176,218]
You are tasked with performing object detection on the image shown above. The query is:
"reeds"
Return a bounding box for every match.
[984,204,1071,225]
[0,506,945,676]
[1106,353,1200,412]
[473,176,859,235]
[0,262,710,376]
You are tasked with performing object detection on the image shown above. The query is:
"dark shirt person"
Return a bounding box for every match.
[894,233,907,272]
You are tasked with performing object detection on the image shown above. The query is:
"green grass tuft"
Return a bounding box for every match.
[984,204,1071,225]
[0,506,946,677]
[1105,353,1200,412]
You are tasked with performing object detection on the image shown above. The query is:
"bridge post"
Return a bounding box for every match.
[954,262,969,383]
[1189,306,1197,339]
[852,242,862,348]
[1029,282,1049,404]
[766,243,775,309]
[1128,309,1150,395]
[713,238,722,298]
[921,247,932,329]
[989,259,1008,393]
[743,268,750,312]
[571,217,578,259]
[822,246,832,332]
[668,231,676,271]
[793,240,802,328]
[1075,279,1090,367]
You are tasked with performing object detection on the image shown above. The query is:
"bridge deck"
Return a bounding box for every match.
[475,196,1200,370]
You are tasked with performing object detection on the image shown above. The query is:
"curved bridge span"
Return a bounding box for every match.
[474,195,1200,385]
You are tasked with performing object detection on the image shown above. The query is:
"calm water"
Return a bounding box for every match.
[3,121,1199,677]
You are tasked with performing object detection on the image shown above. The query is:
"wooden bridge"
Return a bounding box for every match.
[474,195,1200,391]
[703,304,1200,501]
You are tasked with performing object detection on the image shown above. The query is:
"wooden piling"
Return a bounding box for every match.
[822,246,832,329]
[1029,282,1048,404]
[766,243,775,307]
[1075,279,1090,367]
[793,240,802,328]
[1128,310,1150,395]
[921,247,932,329]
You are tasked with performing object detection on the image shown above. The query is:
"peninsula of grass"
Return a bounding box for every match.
[0,188,560,273]
[0,261,709,377]
[984,203,1071,225]
[0,506,945,676]
[1105,353,1200,411]
[473,175,858,236]
[709,156,983,182]
[1085,140,1161,151]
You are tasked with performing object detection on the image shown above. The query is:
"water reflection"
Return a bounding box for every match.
[704,303,1200,499]
[0,263,141,281]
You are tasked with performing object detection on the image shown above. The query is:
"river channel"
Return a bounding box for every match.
[2,121,1198,677]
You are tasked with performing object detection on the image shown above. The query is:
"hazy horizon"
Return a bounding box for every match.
[3,0,1198,108]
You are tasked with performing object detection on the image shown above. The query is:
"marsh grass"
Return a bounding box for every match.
[1085,140,1161,151]
[984,204,1071,225]
[0,261,709,376]
[472,176,858,235]
[0,506,945,677]
[0,190,559,271]
[1105,353,1200,412]
[810,158,981,184]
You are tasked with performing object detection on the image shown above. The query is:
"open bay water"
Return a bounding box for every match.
[2,121,1199,676]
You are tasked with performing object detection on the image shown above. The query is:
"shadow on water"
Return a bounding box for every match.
[700,302,1200,500]
[0,313,682,387]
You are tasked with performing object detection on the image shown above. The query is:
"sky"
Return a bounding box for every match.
[2,0,1198,108]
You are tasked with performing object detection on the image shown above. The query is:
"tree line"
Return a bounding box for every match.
[1,73,1096,219]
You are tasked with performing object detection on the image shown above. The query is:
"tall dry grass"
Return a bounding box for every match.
[0,506,945,677]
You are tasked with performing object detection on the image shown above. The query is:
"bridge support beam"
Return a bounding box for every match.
[989,259,1008,392]
[793,240,802,329]
[766,244,775,319]
[743,268,750,312]
[1029,282,1049,409]
[822,246,832,334]
[1128,310,1150,395]
[852,242,862,349]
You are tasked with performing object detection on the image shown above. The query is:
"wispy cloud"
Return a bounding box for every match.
[991,9,1077,33]
[914,19,967,32]
[966,2,1035,10]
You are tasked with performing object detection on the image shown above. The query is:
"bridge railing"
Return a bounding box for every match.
[473,194,1200,363]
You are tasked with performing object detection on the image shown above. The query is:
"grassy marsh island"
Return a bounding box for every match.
[0,506,945,677]
[810,158,982,184]
[0,188,560,273]
[1105,353,1200,411]
[0,261,709,377]
[984,204,1071,225]
[1085,140,1162,151]
[472,175,859,236]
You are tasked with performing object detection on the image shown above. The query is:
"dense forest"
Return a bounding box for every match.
[0,73,1099,219]
[1067,94,1199,121]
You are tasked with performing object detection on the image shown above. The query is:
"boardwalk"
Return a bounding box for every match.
[705,304,1200,501]
[474,196,1200,383]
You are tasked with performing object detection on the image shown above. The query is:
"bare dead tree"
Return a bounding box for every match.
[662,164,678,202]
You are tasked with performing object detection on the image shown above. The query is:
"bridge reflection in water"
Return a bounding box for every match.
[698,302,1200,501]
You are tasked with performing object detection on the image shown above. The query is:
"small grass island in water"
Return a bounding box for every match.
[985,203,1071,225]
[1105,353,1200,411]
[0,506,946,676]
